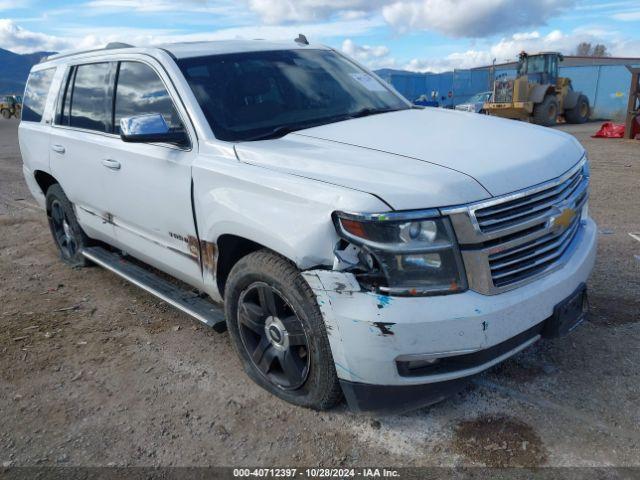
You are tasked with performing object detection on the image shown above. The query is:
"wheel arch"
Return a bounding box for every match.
[212,228,334,298]
[215,234,266,296]
[34,170,60,200]
[563,90,582,110]
[530,84,556,104]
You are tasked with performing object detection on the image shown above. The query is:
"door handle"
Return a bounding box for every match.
[51,144,65,154]
[101,158,121,170]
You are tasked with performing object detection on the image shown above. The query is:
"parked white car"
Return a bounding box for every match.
[19,39,596,413]
[455,91,493,113]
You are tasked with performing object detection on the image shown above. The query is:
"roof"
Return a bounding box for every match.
[473,55,640,70]
[159,40,328,59]
[39,39,328,66]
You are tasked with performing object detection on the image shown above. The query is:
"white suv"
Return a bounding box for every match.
[19,40,597,413]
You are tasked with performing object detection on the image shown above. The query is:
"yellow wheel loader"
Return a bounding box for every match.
[0,95,22,119]
[485,52,590,127]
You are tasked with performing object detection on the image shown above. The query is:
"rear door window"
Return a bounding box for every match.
[22,68,55,122]
[68,62,111,132]
[114,61,183,135]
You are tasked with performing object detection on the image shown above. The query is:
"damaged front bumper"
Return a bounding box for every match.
[302,218,597,414]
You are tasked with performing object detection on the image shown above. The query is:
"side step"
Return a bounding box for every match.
[82,246,227,332]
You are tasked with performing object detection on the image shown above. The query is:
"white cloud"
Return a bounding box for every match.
[611,9,640,21]
[342,38,389,60]
[382,0,575,37]
[402,28,640,72]
[246,0,577,38]
[341,38,396,69]
[0,17,384,54]
[83,0,237,14]
[0,19,77,53]
[0,1,29,10]
[247,0,386,24]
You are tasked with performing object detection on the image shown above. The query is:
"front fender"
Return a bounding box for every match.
[530,84,555,104]
[192,152,388,296]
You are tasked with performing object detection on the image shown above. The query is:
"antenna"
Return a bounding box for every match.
[105,42,134,50]
[295,34,309,46]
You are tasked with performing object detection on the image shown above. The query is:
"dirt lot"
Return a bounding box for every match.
[0,119,639,469]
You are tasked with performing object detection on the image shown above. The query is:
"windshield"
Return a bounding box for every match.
[519,56,546,75]
[467,92,490,103]
[177,49,409,141]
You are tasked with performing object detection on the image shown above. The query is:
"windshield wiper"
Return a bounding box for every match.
[242,107,404,142]
[243,125,303,142]
[346,107,401,119]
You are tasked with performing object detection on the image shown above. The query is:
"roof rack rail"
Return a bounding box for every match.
[41,42,135,63]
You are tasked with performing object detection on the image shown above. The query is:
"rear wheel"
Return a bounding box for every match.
[565,94,590,124]
[224,250,342,410]
[45,184,92,267]
[532,95,558,126]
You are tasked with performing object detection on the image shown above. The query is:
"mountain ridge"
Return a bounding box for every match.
[0,48,56,94]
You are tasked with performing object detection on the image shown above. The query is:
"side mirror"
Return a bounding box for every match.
[120,114,188,146]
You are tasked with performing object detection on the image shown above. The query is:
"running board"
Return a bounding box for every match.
[82,246,227,332]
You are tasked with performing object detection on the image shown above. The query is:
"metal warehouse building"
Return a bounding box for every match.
[377,55,640,120]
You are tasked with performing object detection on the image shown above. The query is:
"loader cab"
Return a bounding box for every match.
[517,52,563,85]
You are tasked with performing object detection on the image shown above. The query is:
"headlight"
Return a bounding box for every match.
[582,154,590,178]
[333,210,467,296]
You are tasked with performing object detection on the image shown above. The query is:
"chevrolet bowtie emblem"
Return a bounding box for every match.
[552,207,576,229]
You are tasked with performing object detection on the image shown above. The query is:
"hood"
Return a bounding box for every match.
[235,108,584,210]
[235,134,490,211]
[294,109,584,197]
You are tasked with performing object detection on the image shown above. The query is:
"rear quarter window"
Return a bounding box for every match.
[22,68,56,123]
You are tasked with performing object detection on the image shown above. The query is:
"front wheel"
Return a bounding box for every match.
[45,184,92,267]
[532,95,558,126]
[1,109,10,119]
[224,250,342,410]
[565,94,590,124]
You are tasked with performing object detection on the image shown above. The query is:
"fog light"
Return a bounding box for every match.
[407,358,440,369]
[396,357,441,376]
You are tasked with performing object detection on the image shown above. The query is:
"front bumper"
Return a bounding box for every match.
[302,217,597,412]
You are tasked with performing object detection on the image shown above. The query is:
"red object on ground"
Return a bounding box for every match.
[592,122,625,138]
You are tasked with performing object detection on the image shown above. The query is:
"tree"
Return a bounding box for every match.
[575,42,610,57]
[576,42,592,56]
[592,44,609,57]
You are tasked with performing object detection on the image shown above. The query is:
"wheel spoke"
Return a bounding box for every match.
[252,336,270,364]
[239,301,266,334]
[67,236,77,255]
[51,203,63,225]
[257,285,279,317]
[279,350,306,387]
[281,315,306,346]
[287,332,307,346]
[252,337,276,374]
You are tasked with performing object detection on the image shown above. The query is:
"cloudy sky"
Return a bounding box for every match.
[1,0,639,72]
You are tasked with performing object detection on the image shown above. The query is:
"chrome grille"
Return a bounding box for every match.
[445,158,589,295]
[474,167,584,233]
[489,213,581,288]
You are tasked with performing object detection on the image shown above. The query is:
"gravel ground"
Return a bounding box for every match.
[0,119,638,469]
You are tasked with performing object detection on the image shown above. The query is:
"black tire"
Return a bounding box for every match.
[224,250,342,410]
[532,94,558,126]
[565,94,590,124]
[45,184,92,267]
[1,109,10,119]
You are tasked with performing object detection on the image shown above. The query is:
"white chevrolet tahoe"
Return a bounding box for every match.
[19,39,597,413]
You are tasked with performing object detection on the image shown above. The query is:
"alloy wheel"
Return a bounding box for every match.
[237,282,310,390]
[50,200,78,258]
